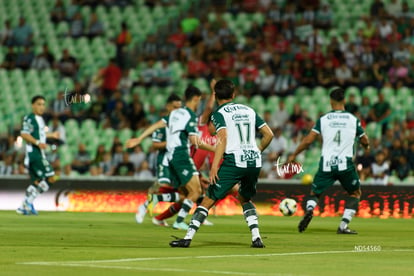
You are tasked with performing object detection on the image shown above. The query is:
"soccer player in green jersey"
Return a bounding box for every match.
[127,86,215,230]
[287,88,370,234]
[135,93,182,225]
[17,95,59,215]
[169,79,274,248]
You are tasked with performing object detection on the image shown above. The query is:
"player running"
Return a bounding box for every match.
[17,95,59,215]
[287,88,370,234]
[135,93,182,225]
[127,85,215,230]
[169,79,274,248]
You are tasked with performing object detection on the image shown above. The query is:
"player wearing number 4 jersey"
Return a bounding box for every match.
[287,88,370,234]
[170,79,274,248]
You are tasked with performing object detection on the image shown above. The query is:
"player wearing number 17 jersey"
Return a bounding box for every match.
[170,79,274,248]
[287,88,370,234]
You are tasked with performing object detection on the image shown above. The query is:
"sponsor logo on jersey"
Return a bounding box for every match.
[328,122,347,128]
[240,150,259,162]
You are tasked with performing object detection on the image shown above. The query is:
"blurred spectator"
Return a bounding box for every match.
[57,48,79,79]
[49,116,67,144]
[118,69,133,96]
[345,93,359,115]
[0,154,15,175]
[156,58,173,87]
[181,11,200,34]
[300,60,317,87]
[71,143,91,174]
[239,57,259,95]
[140,34,160,59]
[315,3,332,29]
[370,0,385,18]
[261,127,287,176]
[394,155,411,181]
[270,100,289,129]
[100,58,122,98]
[368,93,391,134]
[86,13,104,39]
[51,0,66,24]
[129,145,146,170]
[31,44,56,70]
[66,0,80,21]
[356,149,375,181]
[387,59,409,86]
[335,63,352,87]
[407,143,414,170]
[139,58,158,87]
[257,65,275,98]
[69,12,83,38]
[387,0,402,18]
[99,152,113,176]
[16,46,34,70]
[48,91,71,122]
[12,17,33,46]
[113,152,134,176]
[129,101,147,130]
[371,150,390,185]
[317,59,336,87]
[0,20,13,46]
[1,46,17,70]
[92,144,106,165]
[135,160,153,179]
[273,65,297,97]
[87,93,106,122]
[115,22,131,68]
[186,52,208,79]
[111,141,124,167]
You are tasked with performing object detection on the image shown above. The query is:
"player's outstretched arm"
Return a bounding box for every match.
[152,141,166,150]
[287,130,318,163]
[257,125,274,152]
[46,131,60,139]
[199,78,217,125]
[126,119,166,148]
[21,133,47,149]
[209,128,226,184]
[189,135,215,152]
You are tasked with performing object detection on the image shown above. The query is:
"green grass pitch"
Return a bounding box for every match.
[1,211,413,276]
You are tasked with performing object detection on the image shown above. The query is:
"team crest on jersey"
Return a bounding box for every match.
[182,169,188,176]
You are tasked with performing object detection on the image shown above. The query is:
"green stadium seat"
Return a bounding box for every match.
[265,96,279,113]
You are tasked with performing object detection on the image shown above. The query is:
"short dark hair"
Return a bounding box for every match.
[214,79,235,100]
[31,95,45,104]
[329,88,345,102]
[166,93,181,103]
[184,85,201,101]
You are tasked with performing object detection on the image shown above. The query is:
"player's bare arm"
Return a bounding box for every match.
[287,130,319,163]
[257,124,274,152]
[46,131,60,139]
[359,133,370,150]
[126,119,166,148]
[21,133,47,149]
[189,135,215,152]
[199,78,217,125]
[152,141,166,150]
[209,128,226,184]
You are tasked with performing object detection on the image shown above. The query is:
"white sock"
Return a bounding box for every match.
[306,200,317,211]
[251,228,260,241]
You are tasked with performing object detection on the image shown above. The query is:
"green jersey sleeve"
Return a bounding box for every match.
[255,113,266,129]
[21,114,37,137]
[152,127,166,142]
[356,118,365,137]
[211,111,226,132]
[312,118,321,134]
[161,115,169,126]
[185,113,198,136]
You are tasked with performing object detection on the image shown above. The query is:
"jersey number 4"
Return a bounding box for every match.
[334,130,341,146]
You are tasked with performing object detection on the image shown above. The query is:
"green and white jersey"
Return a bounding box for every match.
[211,102,266,168]
[21,113,47,159]
[312,110,365,172]
[151,127,167,165]
[162,106,198,161]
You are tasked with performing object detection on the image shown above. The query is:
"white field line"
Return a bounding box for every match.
[17,262,290,276]
[19,249,414,267]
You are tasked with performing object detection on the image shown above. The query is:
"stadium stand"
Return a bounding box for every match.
[0,0,413,184]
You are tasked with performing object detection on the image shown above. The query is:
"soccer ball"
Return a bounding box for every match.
[279,198,297,216]
[301,174,313,185]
